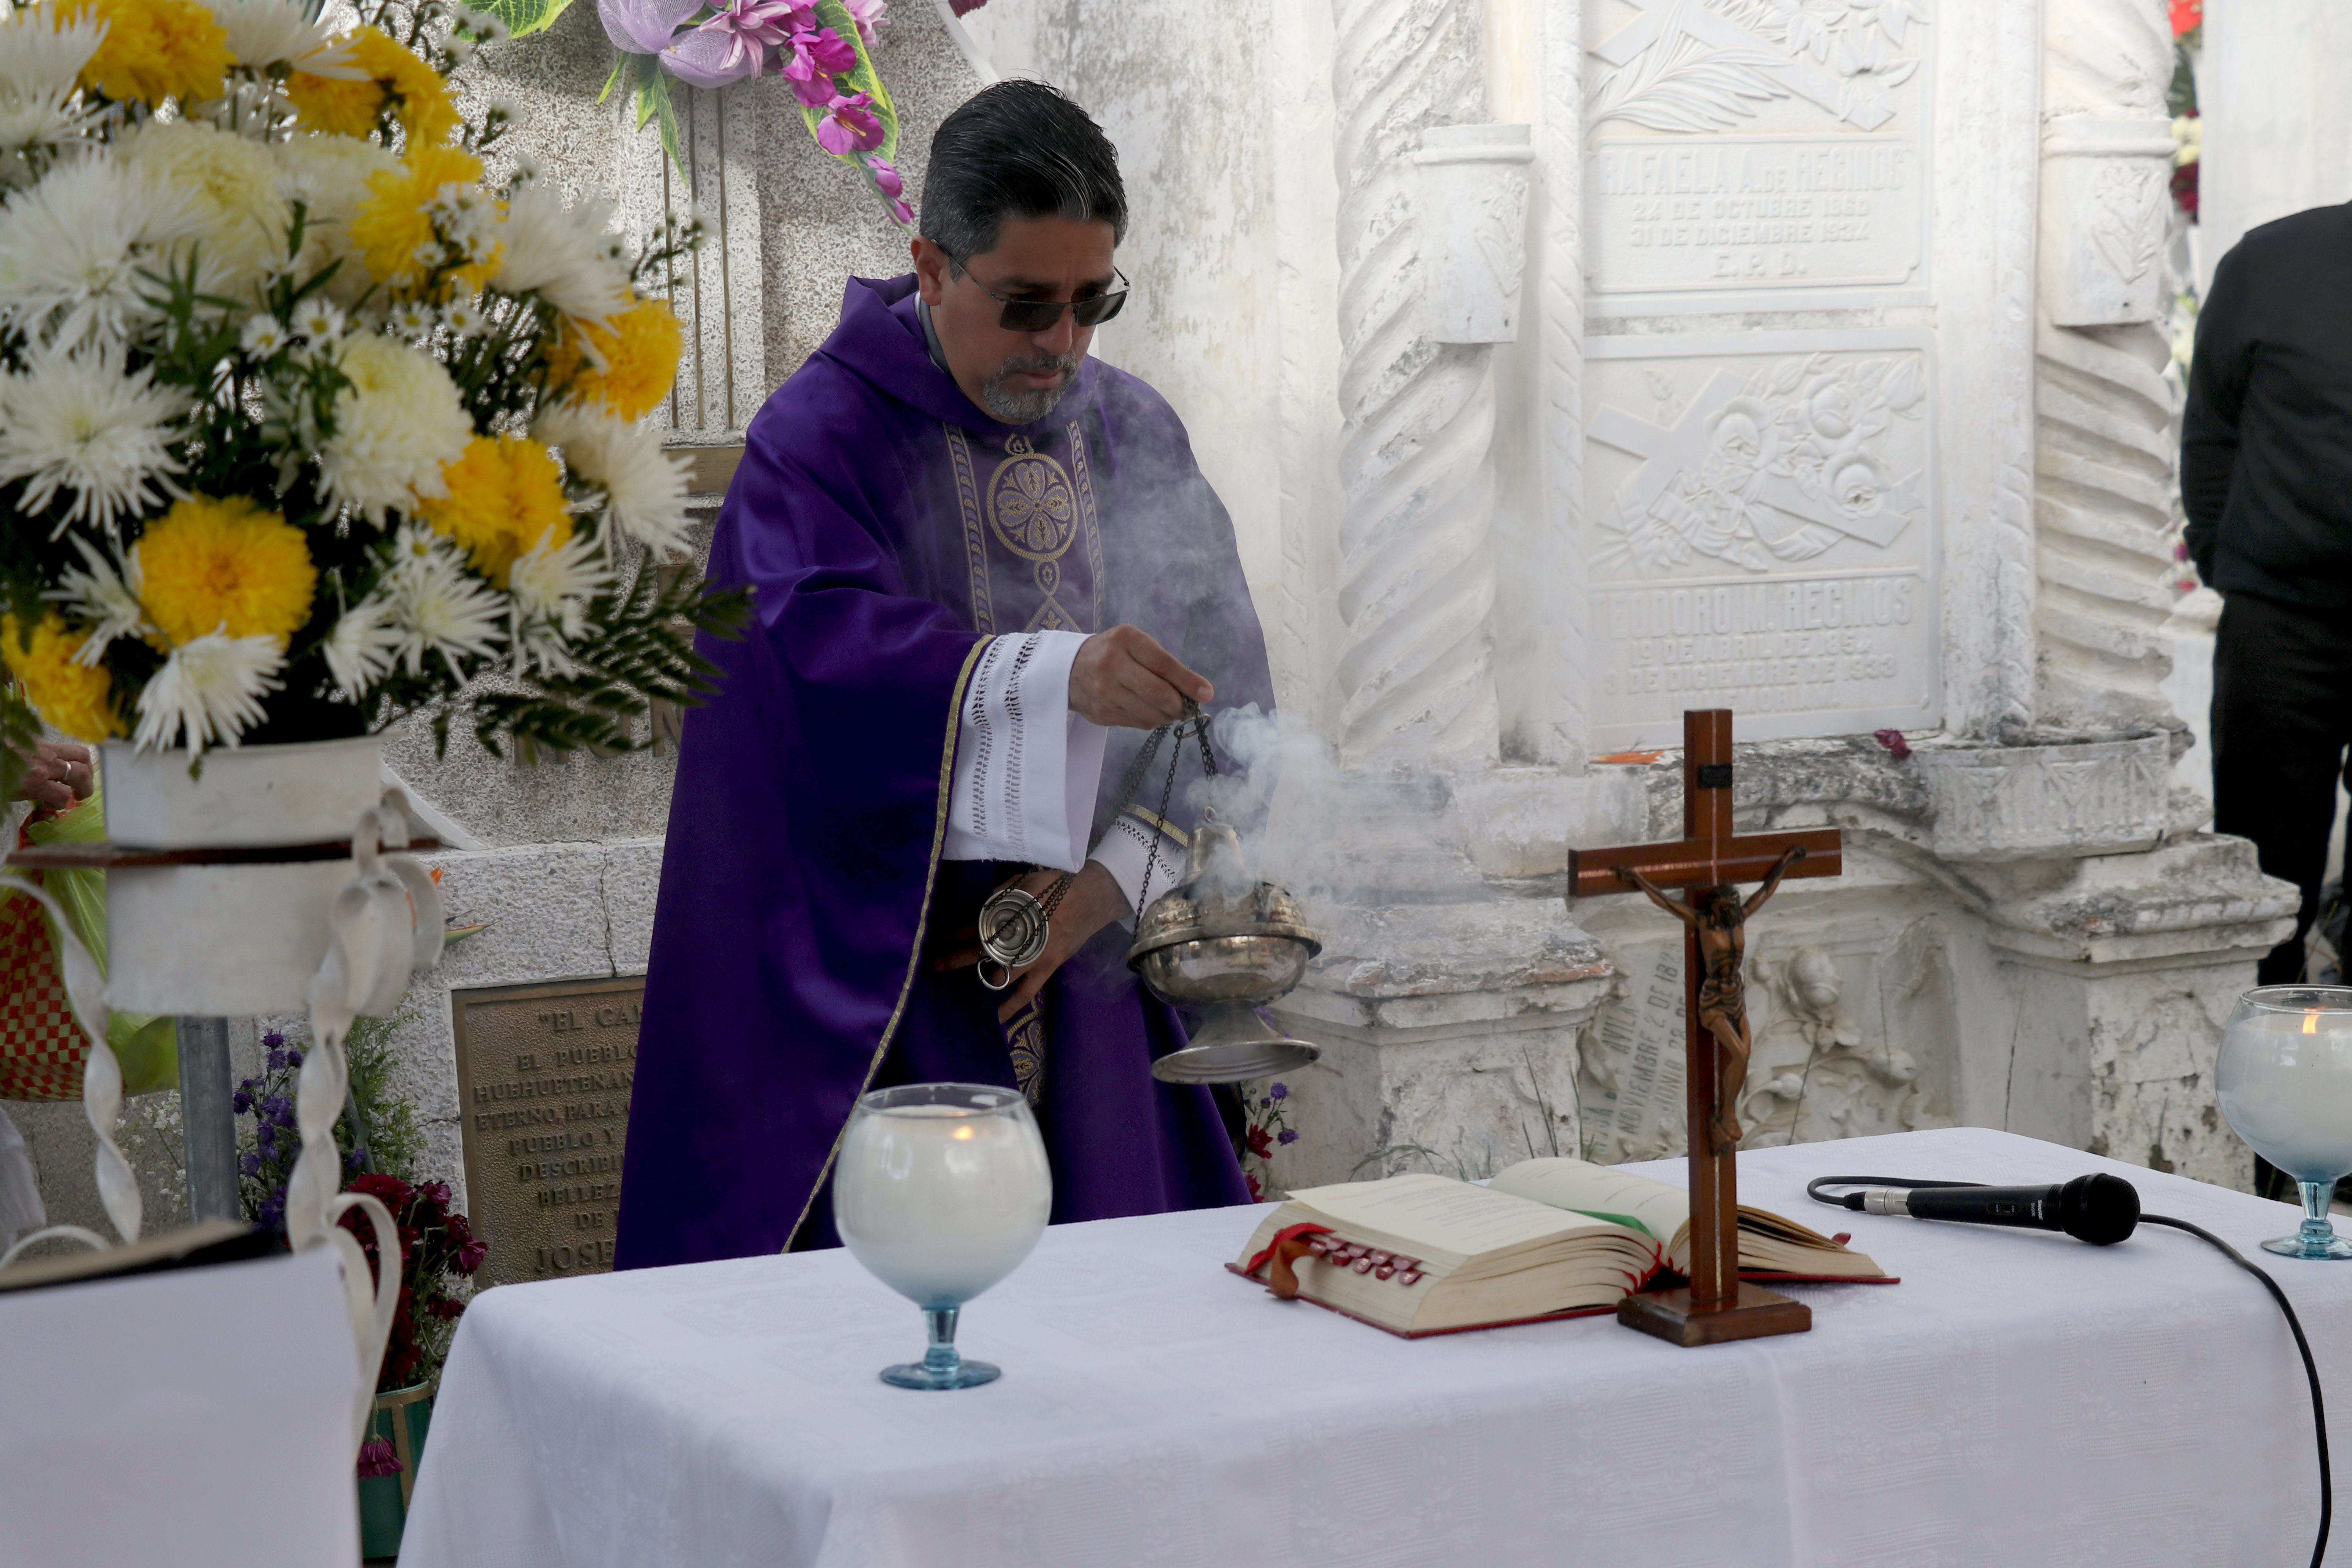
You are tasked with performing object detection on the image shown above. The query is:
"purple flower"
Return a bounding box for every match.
[345,1150,364,1171]
[356,1436,403,1478]
[779,27,852,106]
[1872,728,1911,762]
[285,1047,303,1068]
[815,91,885,153]
[886,196,914,225]
[1269,1083,1288,1100]
[266,1047,286,1071]
[239,1151,261,1177]
[1277,1129,1299,1145]
[262,1094,290,1121]
[865,154,902,198]
[257,1125,277,1152]
[597,0,701,54]
[261,1031,284,1049]
[232,1089,252,1114]
[659,24,765,88]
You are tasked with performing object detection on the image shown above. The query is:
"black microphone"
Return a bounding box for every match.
[1844,1174,2140,1245]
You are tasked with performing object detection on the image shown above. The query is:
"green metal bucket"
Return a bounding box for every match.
[358,1380,435,1561]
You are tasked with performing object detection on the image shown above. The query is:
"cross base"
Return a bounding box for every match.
[1617,1282,1813,1347]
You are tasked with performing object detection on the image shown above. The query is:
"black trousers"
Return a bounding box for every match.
[2211,591,2352,985]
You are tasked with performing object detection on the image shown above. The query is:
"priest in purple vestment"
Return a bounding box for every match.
[615,82,1273,1269]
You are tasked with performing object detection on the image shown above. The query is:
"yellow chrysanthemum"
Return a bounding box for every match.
[286,25,458,146]
[136,495,318,648]
[349,142,501,298]
[2,615,120,743]
[64,0,230,107]
[547,299,684,422]
[419,435,572,587]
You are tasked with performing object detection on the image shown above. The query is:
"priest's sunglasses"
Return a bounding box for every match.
[963,267,1130,332]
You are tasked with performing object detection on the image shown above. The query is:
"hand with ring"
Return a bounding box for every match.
[12,739,94,817]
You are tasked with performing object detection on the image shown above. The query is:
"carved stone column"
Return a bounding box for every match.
[1328,0,1508,766]
[2033,0,2181,732]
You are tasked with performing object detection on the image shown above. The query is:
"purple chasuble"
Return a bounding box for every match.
[614,275,1271,1269]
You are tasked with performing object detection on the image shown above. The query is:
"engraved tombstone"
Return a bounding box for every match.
[1582,0,1942,751]
[451,979,642,1287]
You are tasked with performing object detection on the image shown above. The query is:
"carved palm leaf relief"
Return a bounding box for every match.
[1588,0,1928,138]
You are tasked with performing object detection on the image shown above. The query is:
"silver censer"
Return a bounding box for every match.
[1127,811,1321,1084]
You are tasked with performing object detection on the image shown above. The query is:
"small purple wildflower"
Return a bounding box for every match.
[1269,1083,1288,1100]
[262,1031,284,1049]
[232,1089,252,1114]
[239,1151,261,1177]
[1277,1129,1299,1145]
[285,1047,303,1068]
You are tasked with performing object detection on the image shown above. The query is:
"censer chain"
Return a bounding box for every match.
[975,701,1212,991]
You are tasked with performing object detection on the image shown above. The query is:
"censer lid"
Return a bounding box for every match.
[1126,815,1320,965]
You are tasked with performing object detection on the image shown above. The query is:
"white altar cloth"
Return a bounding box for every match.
[400,1129,2352,1567]
[0,1247,361,1567]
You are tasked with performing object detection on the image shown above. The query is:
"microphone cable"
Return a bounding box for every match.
[1808,1176,2330,1568]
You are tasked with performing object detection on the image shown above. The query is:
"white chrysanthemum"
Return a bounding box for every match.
[317,334,472,523]
[269,134,398,307]
[321,595,401,700]
[0,156,203,348]
[0,9,105,103]
[132,630,284,755]
[48,533,151,663]
[439,296,482,336]
[535,402,692,558]
[507,528,610,677]
[121,120,294,295]
[388,300,434,336]
[205,0,364,78]
[383,526,505,678]
[494,181,630,324]
[0,344,187,534]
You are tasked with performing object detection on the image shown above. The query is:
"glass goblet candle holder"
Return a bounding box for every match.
[833,1083,1053,1389]
[2216,986,2352,1259]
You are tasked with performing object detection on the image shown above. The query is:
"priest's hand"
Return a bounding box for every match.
[937,861,1131,1022]
[1069,625,1212,729]
[11,739,93,817]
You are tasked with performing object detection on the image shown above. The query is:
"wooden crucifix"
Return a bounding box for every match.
[1568,710,1842,1347]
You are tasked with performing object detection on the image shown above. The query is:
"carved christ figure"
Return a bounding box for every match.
[1618,846,1809,1154]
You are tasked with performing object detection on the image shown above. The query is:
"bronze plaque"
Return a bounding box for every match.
[451,978,642,1287]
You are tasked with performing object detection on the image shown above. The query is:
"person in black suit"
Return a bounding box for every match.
[2183,205,2352,985]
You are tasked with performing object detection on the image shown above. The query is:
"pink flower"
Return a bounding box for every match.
[781,23,856,102]
[816,91,885,153]
[1872,728,1911,762]
[697,0,800,72]
[842,0,887,49]
[887,197,914,225]
[865,154,902,198]
[356,1437,403,1478]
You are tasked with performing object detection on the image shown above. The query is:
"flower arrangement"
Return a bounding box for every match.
[238,1015,486,1398]
[491,0,907,225]
[1238,1079,1296,1203]
[0,0,747,802]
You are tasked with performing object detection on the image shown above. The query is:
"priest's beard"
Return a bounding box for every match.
[978,349,1084,424]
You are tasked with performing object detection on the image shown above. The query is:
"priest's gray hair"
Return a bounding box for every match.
[921,80,1127,268]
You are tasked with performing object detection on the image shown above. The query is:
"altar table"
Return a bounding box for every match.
[399,1128,2352,1567]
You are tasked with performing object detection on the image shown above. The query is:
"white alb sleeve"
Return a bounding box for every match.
[1088,811,1191,926]
[944,631,1110,873]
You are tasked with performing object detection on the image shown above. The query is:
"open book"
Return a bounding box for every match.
[1230,1156,1890,1338]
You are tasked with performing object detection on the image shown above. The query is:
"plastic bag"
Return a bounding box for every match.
[1,784,175,1101]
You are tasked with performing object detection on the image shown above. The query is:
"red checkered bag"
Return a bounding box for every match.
[0,870,88,1102]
